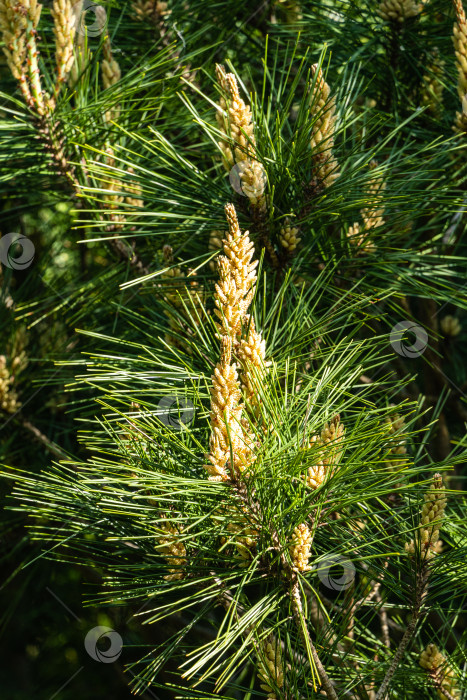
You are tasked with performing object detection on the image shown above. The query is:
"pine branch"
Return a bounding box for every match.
[432,681,460,700]
[290,580,339,700]
[18,416,71,462]
[375,566,430,699]
[375,591,390,651]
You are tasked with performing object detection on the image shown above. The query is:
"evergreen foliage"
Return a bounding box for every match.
[0,0,466,698]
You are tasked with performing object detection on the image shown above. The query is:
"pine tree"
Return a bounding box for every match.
[0,0,466,698]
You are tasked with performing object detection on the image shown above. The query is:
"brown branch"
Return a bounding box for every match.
[37,112,150,274]
[430,678,460,700]
[18,416,70,461]
[37,114,79,189]
[109,236,149,276]
[291,581,339,700]
[375,591,390,650]
[375,566,430,699]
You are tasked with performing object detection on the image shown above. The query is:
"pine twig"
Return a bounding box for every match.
[375,566,430,699]
[19,416,70,461]
[291,580,339,700]
[109,237,150,275]
[208,568,307,694]
[375,590,390,650]
[431,681,460,700]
